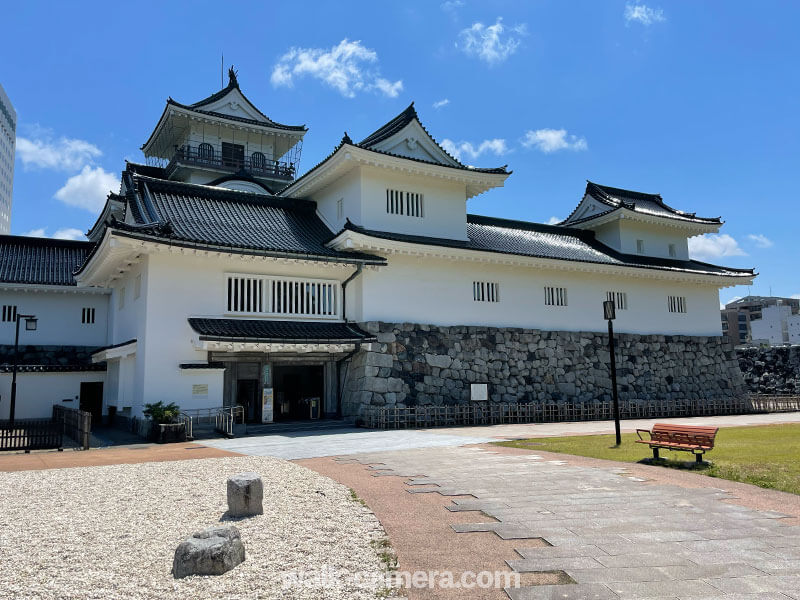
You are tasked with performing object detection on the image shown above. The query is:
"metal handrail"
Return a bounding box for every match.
[167,145,295,180]
[179,412,193,440]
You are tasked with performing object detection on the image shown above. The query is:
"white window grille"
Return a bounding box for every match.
[118,287,125,310]
[81,307,96,324]
[544,286,568,307]
[668,295,687,313]
[226,274,340,319]
[1,305,17,322]
[606,291,628,310]
[668,243,677,258]
[473,281,500,302]
[336,198,344,221]
[386,189,423,217]
[636,239,645,254]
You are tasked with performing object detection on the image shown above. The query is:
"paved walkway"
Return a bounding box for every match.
[201,412,800,460]
[326,444,800,599]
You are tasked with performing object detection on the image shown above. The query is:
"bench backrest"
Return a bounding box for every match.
[650,423,719,449]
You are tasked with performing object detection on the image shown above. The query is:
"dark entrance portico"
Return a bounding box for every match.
[187,318,374,423]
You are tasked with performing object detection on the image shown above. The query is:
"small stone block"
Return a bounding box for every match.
[227,472,264,518]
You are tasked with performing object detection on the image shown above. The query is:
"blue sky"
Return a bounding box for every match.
[3,1,798,303]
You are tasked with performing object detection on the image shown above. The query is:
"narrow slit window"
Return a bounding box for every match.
[668,295,687,313]
[473,281,499,302]
[544,286,568,307]
[2,305,17,322]
[81,307,96,324]
[386,189,423,217]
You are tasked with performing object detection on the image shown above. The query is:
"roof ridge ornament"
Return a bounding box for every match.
[228,66,239,88]
[341,131,353,145]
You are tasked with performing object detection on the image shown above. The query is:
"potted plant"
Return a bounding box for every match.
[143,401,186,443]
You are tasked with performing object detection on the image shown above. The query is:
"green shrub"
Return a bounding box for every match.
[143,401,181,424]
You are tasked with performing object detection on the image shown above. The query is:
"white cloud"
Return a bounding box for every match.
[522,129,588,153]
[54,165,119,213]
[721,295,743,310]
[270,39,403,98]
[624,3,666,26]
[747,233,774,249]
[792,294,800,300]
[22,227,86,241]
[16,135,102,171]
[546,216,562,225]
[688,234,747,261]
[441,138,508,161]
[457,18,527,65]
[441,0,463,12]
[433,98,450,109]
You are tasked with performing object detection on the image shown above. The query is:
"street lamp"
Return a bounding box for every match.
[9,314,37,423]
[603,300,621,446]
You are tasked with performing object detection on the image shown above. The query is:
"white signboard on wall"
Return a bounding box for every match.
[470,383,488,402]
[262,388,274,423]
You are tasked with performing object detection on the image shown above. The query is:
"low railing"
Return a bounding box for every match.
[214,405,245,437]
[0,418,63,451]
[53,405,91,450]
[167,146,295,180]
[180,413,193,441]
[360,396,766,430]
[749,393,800,413]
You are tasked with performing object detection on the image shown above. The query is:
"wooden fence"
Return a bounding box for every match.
[0,418,63,451]
[360,395,788,430]
[53,405,92,450]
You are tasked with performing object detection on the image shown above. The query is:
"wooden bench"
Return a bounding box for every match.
[635,423,719,463]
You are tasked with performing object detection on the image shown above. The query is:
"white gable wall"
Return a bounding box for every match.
[356,253,722,336]
[592,220,690,260]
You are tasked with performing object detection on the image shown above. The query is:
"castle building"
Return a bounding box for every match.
[0,71,755,423]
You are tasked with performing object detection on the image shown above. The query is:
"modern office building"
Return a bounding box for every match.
[0,84,15,234]
[721,296,800,345]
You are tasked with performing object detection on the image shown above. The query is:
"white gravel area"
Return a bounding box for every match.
[0,456,395,599]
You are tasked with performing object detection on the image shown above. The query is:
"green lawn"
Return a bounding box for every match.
[495,424,800,495]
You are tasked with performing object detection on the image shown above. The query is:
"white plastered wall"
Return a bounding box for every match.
[357,254,726,336]
[0,371,106,419]
[593,220,691,260]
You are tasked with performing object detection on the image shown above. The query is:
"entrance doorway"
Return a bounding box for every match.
[273,365,324,421]
[237,378,260,423]
[79,382,104,425]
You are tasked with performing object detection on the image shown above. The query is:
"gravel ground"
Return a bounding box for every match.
[0,456,395,599]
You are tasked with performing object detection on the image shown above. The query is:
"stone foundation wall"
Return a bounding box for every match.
[342,322,747,416]
[737,345,800,394]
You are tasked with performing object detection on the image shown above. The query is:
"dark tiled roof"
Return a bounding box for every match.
[0,236,94,286]
[356,102,508,174]
[340,216,754,278]
[564,182,722,225]
[188,318,376,343]
[98,175,384,265]
[0,345,106,372]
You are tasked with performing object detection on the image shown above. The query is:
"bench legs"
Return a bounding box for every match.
[695,452,703,464]
[652,447,659,460]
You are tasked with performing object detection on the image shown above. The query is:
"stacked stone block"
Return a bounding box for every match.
[342,322,747,416]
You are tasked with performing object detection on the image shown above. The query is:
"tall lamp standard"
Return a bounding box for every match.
[9,314,38,423]
[603,300,621,446]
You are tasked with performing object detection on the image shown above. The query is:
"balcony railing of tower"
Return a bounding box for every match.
[165,145,297,181]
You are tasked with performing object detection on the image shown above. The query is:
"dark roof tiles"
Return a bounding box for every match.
[188,318,376,343]
[0,236,93,286]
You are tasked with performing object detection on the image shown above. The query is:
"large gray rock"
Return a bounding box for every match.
[227,472,263,518]
[172,526,245,578]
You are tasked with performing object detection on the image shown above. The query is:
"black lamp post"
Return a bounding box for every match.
[9,313,37,423]
[603,300,621,446]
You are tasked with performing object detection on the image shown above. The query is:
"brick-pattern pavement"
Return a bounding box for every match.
[344,446,800,600]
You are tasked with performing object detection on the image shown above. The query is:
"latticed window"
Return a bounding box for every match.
[226,274,340,319]
[198,143,214,161]
[386,189,423,217]
[251,151,267,170]
[544,286,568,307]
[81,307,96,324]
[606,291,628,310]
[473,281,500,302]
[1,305,16,322]
[668,295,687,313]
